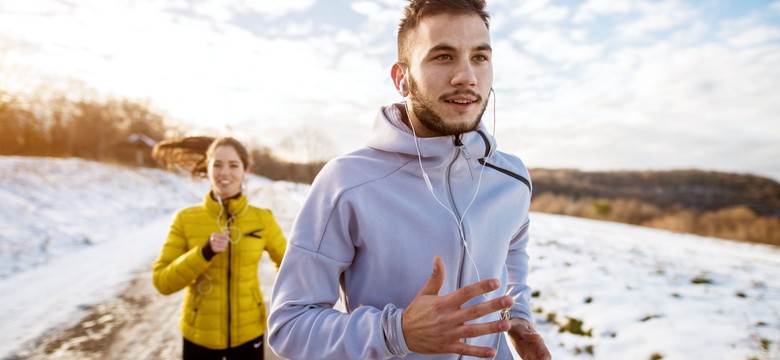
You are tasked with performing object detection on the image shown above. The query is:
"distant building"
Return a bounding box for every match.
[121,133,157,166]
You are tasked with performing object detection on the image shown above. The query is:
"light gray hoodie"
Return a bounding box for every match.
[268,104,534,359]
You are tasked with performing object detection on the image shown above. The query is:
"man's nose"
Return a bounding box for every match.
[451,60,477,88]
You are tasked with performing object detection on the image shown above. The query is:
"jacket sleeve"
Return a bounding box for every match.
[267,178,408,360]
[262,210,287,270]
[152,211,212,295]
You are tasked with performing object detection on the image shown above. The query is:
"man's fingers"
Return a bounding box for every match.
[518,331,543,342]
[417,256,446,296]
[518,336,552,360]
[452,295,513,324]
[446,341,498,359]
[453,320,511,340]
[447,277,501,306]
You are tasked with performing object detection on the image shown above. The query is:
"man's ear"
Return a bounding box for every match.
[391,63,407,97]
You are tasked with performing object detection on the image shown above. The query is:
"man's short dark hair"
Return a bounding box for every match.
[397,0,490,64]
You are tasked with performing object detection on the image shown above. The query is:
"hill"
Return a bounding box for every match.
[531,169,780,216]
[529,169,780,245]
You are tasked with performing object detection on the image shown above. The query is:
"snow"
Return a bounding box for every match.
[529,214,780,359]
[1,156,779,359]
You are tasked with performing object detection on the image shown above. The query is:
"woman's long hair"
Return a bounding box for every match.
[152,136,251,178]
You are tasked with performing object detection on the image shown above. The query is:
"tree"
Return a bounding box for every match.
[278,124,335,182]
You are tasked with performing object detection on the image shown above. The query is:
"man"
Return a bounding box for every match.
[268,1,551,359]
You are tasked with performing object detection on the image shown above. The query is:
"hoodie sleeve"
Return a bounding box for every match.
[267,167,409,360]
[503,157,534,323]
[505,217,533,323]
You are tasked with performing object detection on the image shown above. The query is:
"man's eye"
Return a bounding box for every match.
[474,55,489,62]
[436,54,453,60]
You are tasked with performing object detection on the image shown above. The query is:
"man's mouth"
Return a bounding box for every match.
[446,99,476,104]
[442,91,481,106]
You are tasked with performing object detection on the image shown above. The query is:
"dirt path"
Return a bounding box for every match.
[8,264,284,360]
[5,183,298,360]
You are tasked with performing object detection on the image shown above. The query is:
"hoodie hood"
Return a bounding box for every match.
[366,103,496,164]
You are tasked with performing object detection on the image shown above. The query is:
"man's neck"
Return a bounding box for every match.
[393,103,412,129]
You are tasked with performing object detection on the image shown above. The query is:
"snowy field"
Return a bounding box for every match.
[0,156,778,359]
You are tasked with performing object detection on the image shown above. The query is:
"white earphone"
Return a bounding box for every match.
[398,71,489,273]
[398,75,434,192]
[398,71,504,358]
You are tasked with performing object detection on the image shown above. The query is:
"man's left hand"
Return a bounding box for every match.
[507,318,551,360]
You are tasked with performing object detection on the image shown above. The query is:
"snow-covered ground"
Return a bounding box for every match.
[0,156,778,359]
[529,214,780,359]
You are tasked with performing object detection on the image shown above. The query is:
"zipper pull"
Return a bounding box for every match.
[454,135,475,180]
[461,145,472,160]
[460,145,475,180]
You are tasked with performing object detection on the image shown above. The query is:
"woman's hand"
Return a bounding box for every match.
[209,232,230,253]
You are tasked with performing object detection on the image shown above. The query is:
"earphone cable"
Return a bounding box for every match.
[403,87,504,359]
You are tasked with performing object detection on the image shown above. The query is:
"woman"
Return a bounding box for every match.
[152,137,286,359]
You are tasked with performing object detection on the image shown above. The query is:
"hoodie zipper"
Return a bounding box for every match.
[448,135,469,293]
[451,135,483,359]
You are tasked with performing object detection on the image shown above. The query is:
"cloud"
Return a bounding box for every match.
[0,0,393,130]
[614,1,697,41]
[720,18,780,47]
[350,0,406,51]
[572,0,699,42]
[489,1,780,180]
[573,0,634,23]
[1,0,778,180]
[159,0,316,23]
[508,26,604,66]
[729,26,780,47]
[0,0,74,14]
[510,0,570,23]
[243,0,316,19]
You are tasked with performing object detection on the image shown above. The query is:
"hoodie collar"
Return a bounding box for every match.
[366,103,495,163]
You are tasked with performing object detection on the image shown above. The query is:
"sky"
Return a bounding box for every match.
[1,156,779,358]
[0,0,779,180]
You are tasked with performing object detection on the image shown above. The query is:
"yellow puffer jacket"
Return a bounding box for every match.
[152,192,286,349]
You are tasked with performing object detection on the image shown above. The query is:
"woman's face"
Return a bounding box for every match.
[207,145,246,199]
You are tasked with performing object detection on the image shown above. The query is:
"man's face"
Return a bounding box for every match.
[405,13,493,137]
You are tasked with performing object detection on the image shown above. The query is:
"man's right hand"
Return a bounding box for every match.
[401,256,512,358]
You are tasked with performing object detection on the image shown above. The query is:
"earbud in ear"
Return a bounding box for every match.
[399,79,407,96]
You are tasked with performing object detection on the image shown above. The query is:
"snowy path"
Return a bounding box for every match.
[0,215,173,356]
[3,212,284,360]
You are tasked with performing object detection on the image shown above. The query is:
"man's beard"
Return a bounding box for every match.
[408,75,488,136]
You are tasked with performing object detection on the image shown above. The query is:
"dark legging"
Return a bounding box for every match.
[182,335,264,360]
